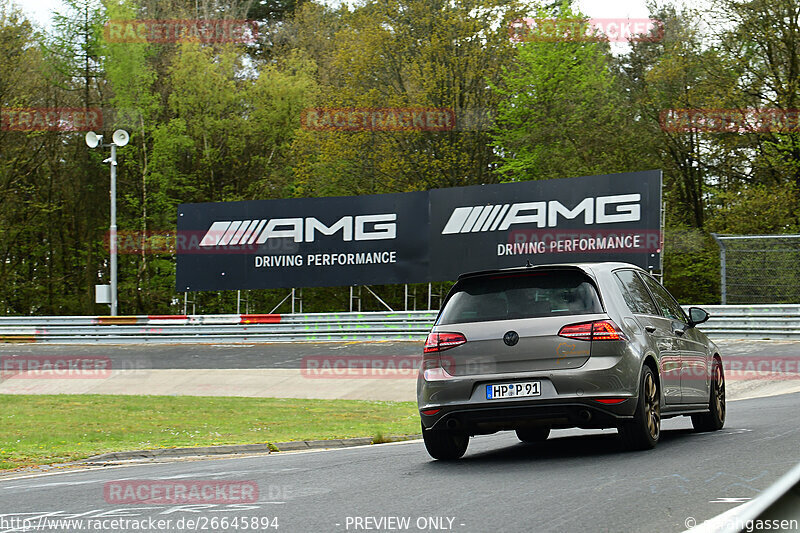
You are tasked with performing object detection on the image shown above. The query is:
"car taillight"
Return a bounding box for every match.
[421,332,462,381]
[558,320,626,341]
[557,322,593,340]
[591,320,625,340]
[423,332,466,353]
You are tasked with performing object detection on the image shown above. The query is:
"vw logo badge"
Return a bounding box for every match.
[503,331,519,346]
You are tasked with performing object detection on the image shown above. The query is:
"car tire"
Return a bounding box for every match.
[619,365,660,450]
[515,426,551,443]
[691,358,726,432]
[422,423,469,460]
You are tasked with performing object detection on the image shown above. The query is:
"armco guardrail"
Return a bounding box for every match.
[686,304,800,339]
[0,305,797,344]
[0,311,438,344]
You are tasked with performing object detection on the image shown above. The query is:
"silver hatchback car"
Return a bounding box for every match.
[418,262,726,460]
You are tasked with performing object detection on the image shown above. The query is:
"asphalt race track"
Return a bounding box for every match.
[1,392,799,533]
[0,340,420,369]
[0,338,798,369]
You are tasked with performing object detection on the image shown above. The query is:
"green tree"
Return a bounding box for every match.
[0,0,110,314]
[492,4,654,182]
[289,0,525,197]
[709,0,800,218]
[150,41,317,204]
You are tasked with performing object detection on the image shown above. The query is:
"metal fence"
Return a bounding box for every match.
[711,234,800,304]
[0,306,798,343]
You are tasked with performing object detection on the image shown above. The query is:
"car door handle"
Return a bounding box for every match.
[645,326,656,333]
[673,328,685,336]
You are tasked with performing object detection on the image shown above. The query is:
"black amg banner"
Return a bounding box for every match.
[176,170,661,291]
[428,171,662,280]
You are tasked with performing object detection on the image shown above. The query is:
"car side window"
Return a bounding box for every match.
[613,270,659,316]
[640,274,687,323]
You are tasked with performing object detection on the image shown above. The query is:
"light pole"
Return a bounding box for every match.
[86,129,129,315]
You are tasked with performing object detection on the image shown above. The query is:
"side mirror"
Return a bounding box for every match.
[688,307,709,327]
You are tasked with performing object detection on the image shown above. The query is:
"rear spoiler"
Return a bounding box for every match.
[456,264,592,281]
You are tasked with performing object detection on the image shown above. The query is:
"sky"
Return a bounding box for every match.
[18,0,65,28]
[16,0,710,55]
[19,0,663,29]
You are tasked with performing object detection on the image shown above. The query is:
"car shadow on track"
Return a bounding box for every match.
[424,428,699,466]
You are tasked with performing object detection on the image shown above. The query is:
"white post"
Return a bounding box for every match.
[427,282,432,310]
[109,144,118,315]
[711,233,727,305]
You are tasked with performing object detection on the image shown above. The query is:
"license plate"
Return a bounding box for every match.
[486,381,541,400]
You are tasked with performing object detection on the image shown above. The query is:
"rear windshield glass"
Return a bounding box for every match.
[437,270,603,325]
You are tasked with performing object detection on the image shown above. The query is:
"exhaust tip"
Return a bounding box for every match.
[445,418,461,430]
[578,409,592,422]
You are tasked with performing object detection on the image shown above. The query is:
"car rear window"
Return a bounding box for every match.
[614,270,660,316]
[437,270,603,325]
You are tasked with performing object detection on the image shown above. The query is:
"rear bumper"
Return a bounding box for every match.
[420,398,635,434]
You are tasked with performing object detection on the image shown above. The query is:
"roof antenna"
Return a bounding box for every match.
[526,259,533,268]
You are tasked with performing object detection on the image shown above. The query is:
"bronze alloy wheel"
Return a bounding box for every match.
[713,361,726,423]
[691,358,726,432]
[619,365,661,450]
[644,370,660,441]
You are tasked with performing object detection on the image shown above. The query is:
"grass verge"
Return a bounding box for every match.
[0,395,420,470]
